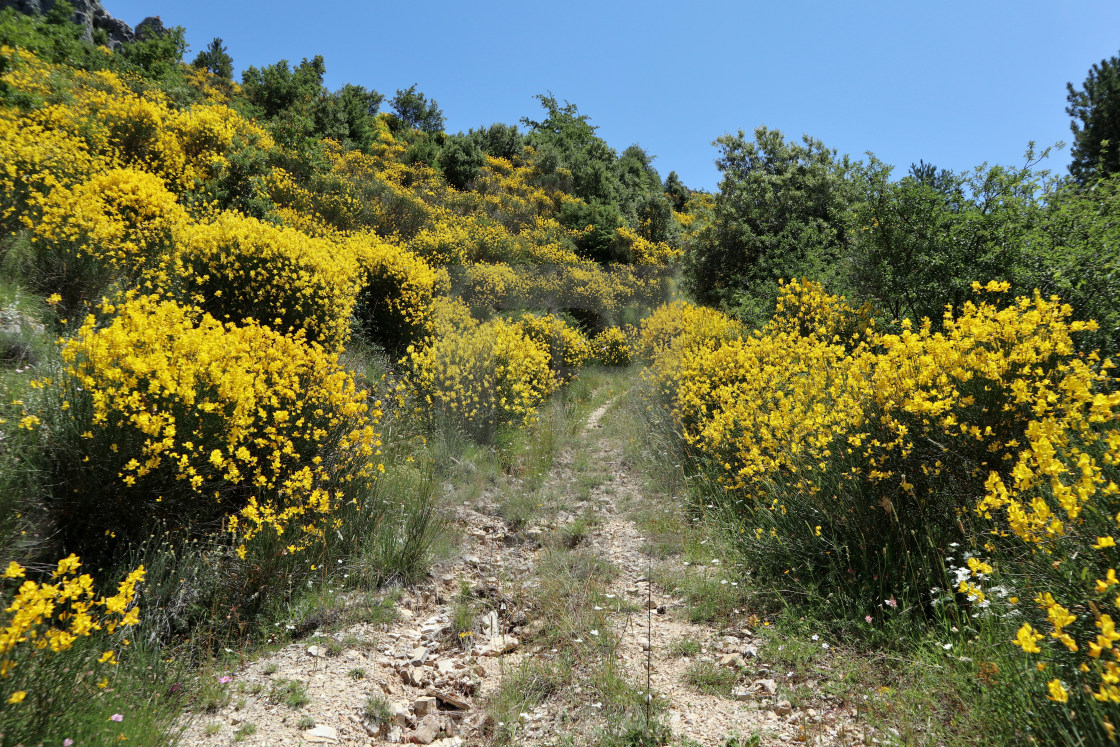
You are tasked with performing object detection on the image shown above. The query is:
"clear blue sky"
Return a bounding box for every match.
[106,0,1120,191]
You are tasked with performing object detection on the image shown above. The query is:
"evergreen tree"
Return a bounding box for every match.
[683,127,857,322]
[1067,52,1120,184]
[192,37,233,80]
[389,84,444,134]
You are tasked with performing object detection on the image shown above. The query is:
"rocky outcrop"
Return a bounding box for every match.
[0,0,166,49]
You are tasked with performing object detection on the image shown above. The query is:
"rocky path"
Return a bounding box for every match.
[179,388,869,746]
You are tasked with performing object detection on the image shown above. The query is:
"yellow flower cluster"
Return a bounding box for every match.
[1,556,143,686]
[31,168,187,308]
[60,295,379,552]
[455,262,665,318]
[592,326,632,366]
[174,211,363,349]
[634,300,743,366]
[471,153,565,233]
[35,168,186,271]
[515,314,592,383]
[613,225,682,266]
[648,278,1120,723]
[403,317,554,440]
[0,49,272,196]
[349,232,450,351]
[0,107,96,232]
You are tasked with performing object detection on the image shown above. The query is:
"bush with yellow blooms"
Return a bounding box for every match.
[592,326,632,366]
[403,317,554,441]
[51,295,379,562]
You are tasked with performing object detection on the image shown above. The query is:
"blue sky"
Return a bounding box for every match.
[107,0,1120,191]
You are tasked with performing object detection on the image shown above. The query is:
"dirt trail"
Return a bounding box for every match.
[179,389,867,746]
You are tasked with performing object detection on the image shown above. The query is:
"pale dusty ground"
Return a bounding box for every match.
[178,396,873,747]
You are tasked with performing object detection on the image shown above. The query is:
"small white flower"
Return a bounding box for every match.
[590,629,599,637]
[942,643,952,650]
[811,634,819,641]
[821,643,830,650]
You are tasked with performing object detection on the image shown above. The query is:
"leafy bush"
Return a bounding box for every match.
[31,168,185,312]
[633,300,742,365]
[515,313,591,382]
[350,233,450,353]
[592,326,631,366]
[173,211,362,348]
[651,281,1101,617]
[404,317,553,441]
[50,295,379,562]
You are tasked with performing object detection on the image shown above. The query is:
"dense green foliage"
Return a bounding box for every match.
[683,127,857,324]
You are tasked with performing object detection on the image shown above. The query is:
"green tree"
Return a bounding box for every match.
[315,83,384,152]
[240,55,326,120]
[684,127,858,323]
[116,22,187,83]
[848,152,1050,326]
[1068,51,1120,184]
[389,84,445,134]
[439,133,485,190]
[522,94,621,205]
[663,170,689,212]
[467,122,524,160]
[191,36,233,80]
[1025,172,1120,353]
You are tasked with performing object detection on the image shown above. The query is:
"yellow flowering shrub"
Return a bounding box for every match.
[173,212,362,349]
[31,168,186,309]
[515,314,592,383]
[0,49,274,199]
[471,153,565,232]
[404,317,554,441]
[349,232,450,352]
[458,263,523,311]
[1,557,142,682]
[634,300,743,365]
[592,326,632,366]
[0,109,99,232]
[409,214,519,266]
[649,281,1110,637]
[171,104,274,183]
[766,277,873,343]
[613,225,682,266]
[55,295,379,556]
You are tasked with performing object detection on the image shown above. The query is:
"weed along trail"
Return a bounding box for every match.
[179,375,869,747]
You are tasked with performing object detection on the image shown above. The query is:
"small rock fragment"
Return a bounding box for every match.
[410,714,441,744]
[719,653,746,669]
[430,689,471,710]
[413,695,437,717]
[750,678,778,696]
[302,724,339,743]
[390,702,413,727]
[482,635,519,656]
